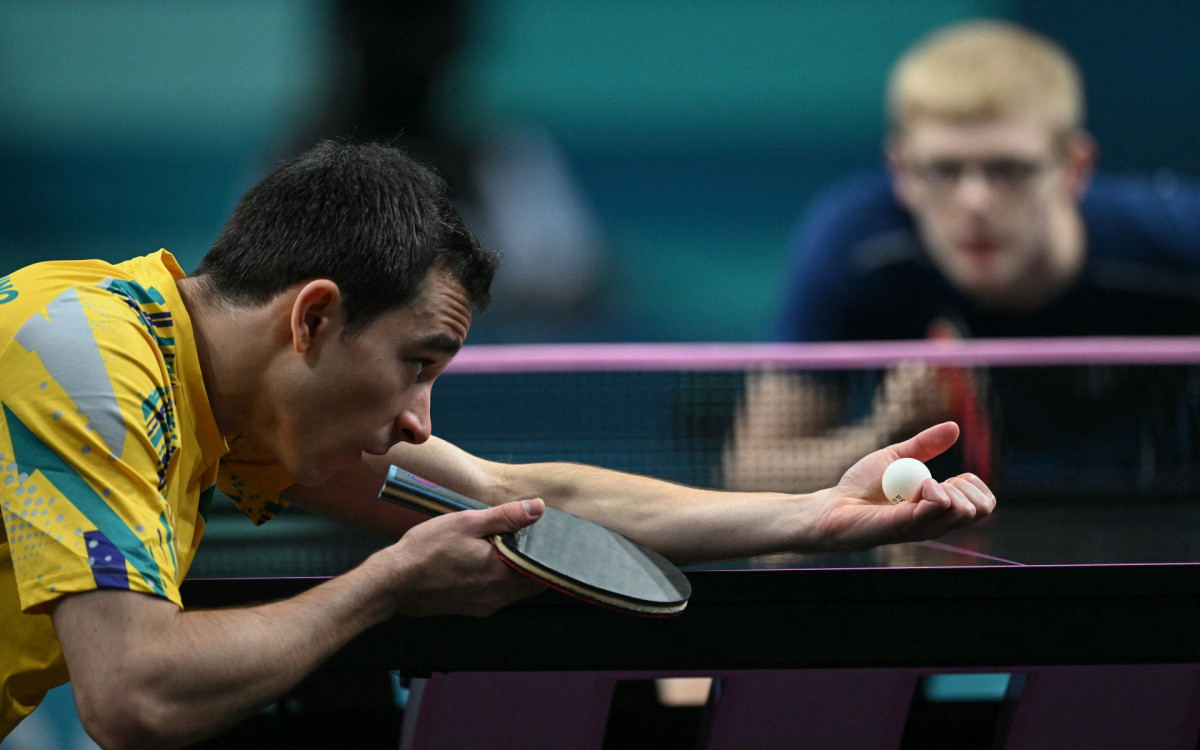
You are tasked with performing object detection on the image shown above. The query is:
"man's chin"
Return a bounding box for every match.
[962,278,1026,310]
[288,461,346,488]
[946,262,1011,298]
[313,454,370,486]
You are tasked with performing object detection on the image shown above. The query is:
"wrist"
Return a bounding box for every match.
[347,547,414,624]
[782,488,839,554]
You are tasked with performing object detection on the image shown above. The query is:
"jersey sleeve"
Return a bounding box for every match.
[1,287,189,613]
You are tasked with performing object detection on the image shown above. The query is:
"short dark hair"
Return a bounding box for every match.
[193,140,498,335]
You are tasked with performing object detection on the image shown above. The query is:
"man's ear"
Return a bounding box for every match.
[290,280,342,353]
[1064,131,1097,200]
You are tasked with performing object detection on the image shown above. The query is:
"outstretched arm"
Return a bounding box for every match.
[482,421,991,563]
[290,422,993,566]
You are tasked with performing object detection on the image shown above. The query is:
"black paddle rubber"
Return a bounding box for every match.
[380,467,691,616]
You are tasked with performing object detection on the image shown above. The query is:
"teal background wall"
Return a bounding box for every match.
[0,0,1004,346]
[3,1,1198,345]
[0,1,334,266]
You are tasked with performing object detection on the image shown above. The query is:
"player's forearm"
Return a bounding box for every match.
[60,556,401,749]
[491,461,814,564]
[308,439,817,563]
[160,562,397,735]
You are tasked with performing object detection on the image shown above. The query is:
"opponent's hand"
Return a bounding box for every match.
[803,422,995,551]
[874,362,953,435]
[375,499,548,617]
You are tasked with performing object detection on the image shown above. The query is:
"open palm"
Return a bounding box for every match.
[806,422,996,552]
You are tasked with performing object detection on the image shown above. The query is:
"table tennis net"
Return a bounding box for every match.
[193,338,1200,577]
[434,339,1199,499]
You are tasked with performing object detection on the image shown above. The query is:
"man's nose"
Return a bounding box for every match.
[954,167,999,209]
[395,391,432,445]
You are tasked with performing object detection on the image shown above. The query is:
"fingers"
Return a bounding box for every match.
[912,472,996,526]
[465,498,546,537]
[947,473,996,517]
[386,502,550,618]
[889,421,960,464]
[462,567,547,618]
[913,477,951,509]
[879,362,942,409]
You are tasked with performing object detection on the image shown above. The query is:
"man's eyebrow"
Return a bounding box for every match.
[412,334,463,356]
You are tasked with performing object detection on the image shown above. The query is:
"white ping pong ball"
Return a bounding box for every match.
[881,458,932,504]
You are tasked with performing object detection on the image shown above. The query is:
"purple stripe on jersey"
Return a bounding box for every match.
[84,529,131,590]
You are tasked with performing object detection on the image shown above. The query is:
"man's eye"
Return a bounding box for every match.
[984,160,1038,184]
[920,160,963,185]
[407,359,436,382]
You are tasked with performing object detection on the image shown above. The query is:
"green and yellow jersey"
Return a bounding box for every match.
[0,250,292,737]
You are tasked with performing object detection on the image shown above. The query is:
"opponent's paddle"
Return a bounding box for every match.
[379,467,692,616]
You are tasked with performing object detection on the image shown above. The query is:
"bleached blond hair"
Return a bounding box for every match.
[887,20,1084,144]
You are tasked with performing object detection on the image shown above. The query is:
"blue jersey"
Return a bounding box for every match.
[777,170,1200,342]
[774,171,1200,496]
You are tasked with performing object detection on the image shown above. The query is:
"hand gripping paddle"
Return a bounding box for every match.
[379,467,691,616]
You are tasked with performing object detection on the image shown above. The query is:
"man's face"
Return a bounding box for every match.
[276,269,472,487]
[889,114,1087,305]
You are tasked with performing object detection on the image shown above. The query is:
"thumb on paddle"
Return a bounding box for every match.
[472,498,545,537]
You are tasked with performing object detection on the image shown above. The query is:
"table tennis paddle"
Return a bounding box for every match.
[379,467,691,617]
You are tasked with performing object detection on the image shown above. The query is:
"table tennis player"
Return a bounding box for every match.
[722,20,1200,494]
[0,140,994,748]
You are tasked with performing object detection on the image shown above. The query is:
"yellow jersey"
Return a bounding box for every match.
[0,250,293,737]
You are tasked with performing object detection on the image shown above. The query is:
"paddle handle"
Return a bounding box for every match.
[379,466,492,516]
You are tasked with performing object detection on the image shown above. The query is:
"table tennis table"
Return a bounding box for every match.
[182,498,1200,749]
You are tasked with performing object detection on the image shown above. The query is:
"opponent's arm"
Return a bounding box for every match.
[49,501,543,750]
[721,366,951,491]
